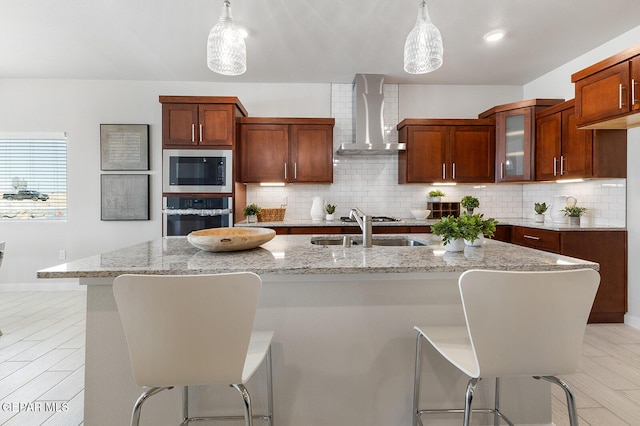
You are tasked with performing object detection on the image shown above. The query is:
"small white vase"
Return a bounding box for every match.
[464,234,484,247]
[534,213,545,223]
[444,238,465,252]
[569,216,581,226]
[310,196,325,221]
[325,213,335,221]
[247,214,257,223]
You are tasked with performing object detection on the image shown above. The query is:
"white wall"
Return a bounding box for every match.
[523,25,640,325]
[0,80,331,286]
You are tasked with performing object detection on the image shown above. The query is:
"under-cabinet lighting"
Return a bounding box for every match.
[260,182,286,187]
[555,179,584,184]
[433,182,457,186]
[601,183,625,188]
[473,185,487,189]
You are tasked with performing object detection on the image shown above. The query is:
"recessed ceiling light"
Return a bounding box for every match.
[483,29,505,42]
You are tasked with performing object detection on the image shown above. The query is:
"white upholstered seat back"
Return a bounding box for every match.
[459,268,599,378]
[113,272,262,387]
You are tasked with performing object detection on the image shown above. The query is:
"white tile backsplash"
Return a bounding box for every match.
[245,84,627,227]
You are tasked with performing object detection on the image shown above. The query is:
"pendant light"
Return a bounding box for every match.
[403,0,443,74]
[207,0,246,76]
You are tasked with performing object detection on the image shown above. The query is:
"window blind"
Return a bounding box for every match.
[0,133,67,220]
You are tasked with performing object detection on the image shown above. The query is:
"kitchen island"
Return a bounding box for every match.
[38,234,598,426]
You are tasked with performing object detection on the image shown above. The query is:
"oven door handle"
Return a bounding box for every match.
[162,209,232,216]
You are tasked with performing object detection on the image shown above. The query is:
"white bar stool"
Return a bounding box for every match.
[113,272,274,426]
[412,268,600,426]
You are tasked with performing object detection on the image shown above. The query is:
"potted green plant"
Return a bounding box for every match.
[534,202,549,223]
[325,204,336,221]
[430,215,465,251]
[243,203,261,223]
[459,213,498,246]
[562,205,587,226]
[427,190,445,202]
[460,195,480,215]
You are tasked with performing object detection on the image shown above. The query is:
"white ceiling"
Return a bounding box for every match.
[1,0,640,85]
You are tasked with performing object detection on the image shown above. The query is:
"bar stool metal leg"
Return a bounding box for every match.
[463,378,479,426]
[131,386,171,426]
[265,345,274,425]
[231,383,253,426]
[412,332,424,426]
[537,375,580,426]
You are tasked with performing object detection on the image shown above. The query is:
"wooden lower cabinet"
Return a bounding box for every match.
[561,231,627,323]
[508,226,627,323]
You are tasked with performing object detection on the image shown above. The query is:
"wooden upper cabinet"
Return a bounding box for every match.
[479,99,564,182]
[289,124,334,183]
[535,99,627,181]
[572,44,640,129]
[159,96,247,148]
[397,119,494,184]
[237,117,334,184]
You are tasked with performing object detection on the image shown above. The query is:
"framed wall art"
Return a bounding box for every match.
[101,174,149,221]
[100,124,149,171]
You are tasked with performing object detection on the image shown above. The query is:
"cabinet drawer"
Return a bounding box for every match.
[511,227,560,253]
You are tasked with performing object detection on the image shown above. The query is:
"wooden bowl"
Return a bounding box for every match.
[187,227,276,252]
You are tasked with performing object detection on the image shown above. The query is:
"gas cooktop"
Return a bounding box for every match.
[340,216,400,223]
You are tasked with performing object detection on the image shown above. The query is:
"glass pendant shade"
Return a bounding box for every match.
[207,0,246,76]
[404,1,443,74]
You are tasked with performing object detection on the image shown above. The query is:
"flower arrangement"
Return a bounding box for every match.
[562,206,587,217]
[431,213,498,246]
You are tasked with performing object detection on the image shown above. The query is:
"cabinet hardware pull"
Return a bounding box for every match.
[560,155,565,175]
[633,79,638,106]
[523,235,540,240]
[294,162,297,179]
[191,124,195,142]
[619,83,626,109]
[500,162,504,179]
[452,163,456,180]
[284,162,287,180]
[442,163,446,180]
[553,157,557,176]
[199,124,203,143]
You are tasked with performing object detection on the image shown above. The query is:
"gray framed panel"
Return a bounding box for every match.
[101,174,149,221]
[100,124,149,171]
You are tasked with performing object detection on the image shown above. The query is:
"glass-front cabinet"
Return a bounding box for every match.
[479,99,564,182]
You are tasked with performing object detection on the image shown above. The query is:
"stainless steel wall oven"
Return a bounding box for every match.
[162,196,232,236]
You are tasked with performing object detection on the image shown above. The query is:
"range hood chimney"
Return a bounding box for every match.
[336,74,405,155]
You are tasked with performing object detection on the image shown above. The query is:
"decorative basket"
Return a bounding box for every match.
[257,208,286,222]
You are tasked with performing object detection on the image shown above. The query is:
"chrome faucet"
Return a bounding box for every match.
[349,207,372,248]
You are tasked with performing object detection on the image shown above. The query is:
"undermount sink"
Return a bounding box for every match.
[310,236,428,247]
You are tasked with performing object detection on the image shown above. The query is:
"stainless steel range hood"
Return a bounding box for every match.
[336,74,405,155]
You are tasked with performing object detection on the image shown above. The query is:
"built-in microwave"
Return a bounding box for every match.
[163,149,232,193]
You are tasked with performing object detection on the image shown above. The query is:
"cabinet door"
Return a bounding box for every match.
[198,104,234,146]
[575,62,630,127]
[496,108,533,182]
[162,104,198,147]
[535,111,561,181]
[631,56,640,113]
[448,125,494,183]
[238,124,288,183]
[404,126,448,182]
[560,107,592,178]
[289,124,333,183]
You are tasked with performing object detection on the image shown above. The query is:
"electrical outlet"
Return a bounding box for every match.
[58,250,66,260]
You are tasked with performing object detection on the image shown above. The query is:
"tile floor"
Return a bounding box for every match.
[1,290,640,425]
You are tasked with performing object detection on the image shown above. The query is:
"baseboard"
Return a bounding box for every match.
[624,314,640,329]
[0,281,84,291]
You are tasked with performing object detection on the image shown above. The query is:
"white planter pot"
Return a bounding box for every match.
[534,213,545,223]
[464,234,484,247]
[325,213,335,221]
[444,238,465,252]
[247,215,257,223]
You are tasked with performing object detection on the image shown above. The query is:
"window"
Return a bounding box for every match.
[0,133,67,221]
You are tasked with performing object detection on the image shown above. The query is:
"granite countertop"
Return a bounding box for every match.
[237,217,625,231]
[37,234,598,279]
